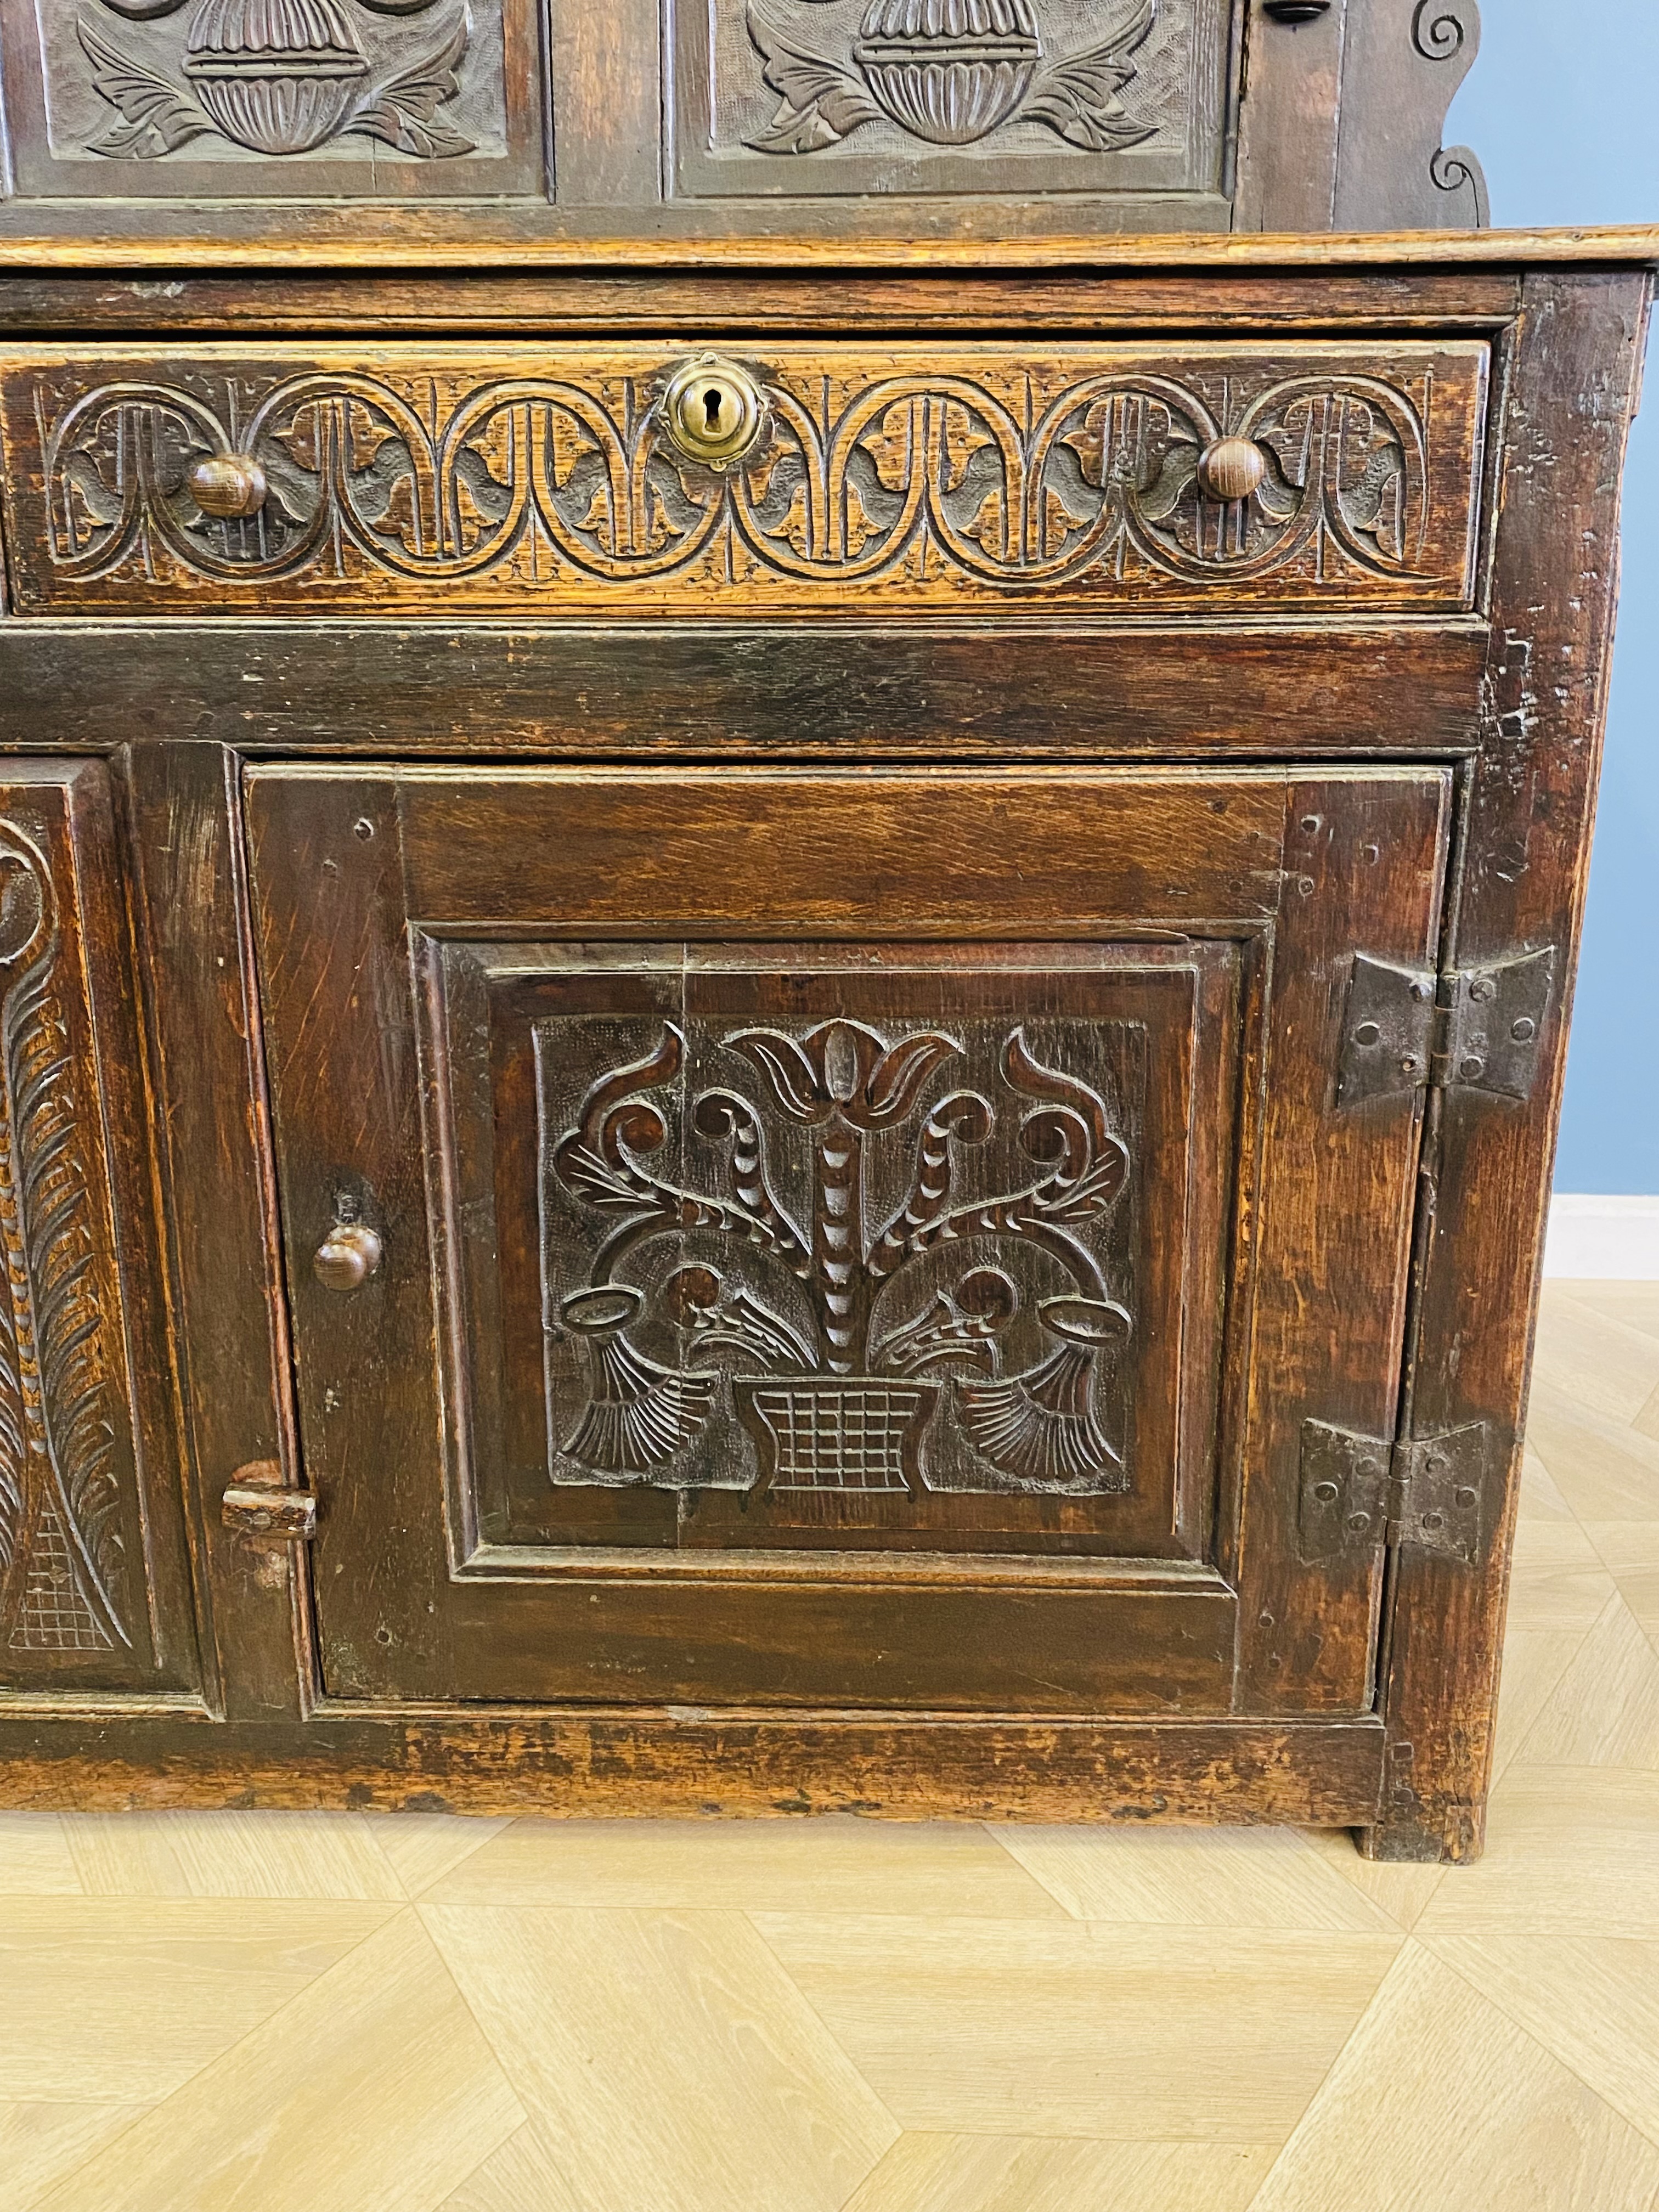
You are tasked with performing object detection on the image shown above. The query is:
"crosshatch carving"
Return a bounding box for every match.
[0,822,128,1658]
[673,0,1233,199]
[0,340,1489,613]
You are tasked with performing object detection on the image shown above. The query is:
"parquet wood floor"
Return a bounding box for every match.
[4,1282,1657,2211]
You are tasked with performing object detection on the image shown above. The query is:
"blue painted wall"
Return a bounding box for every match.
[1444,4,1659,1191]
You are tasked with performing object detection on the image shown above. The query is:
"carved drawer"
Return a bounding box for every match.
[0,338,1489,618]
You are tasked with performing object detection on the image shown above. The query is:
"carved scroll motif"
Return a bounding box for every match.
[540,1015,1135,1499]
[22,356,1450,608]
[0,828,127,1656]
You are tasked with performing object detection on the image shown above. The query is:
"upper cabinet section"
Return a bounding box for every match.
[0,0,1488,238]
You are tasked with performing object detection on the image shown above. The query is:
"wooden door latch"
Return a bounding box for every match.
[222,1460,317,1542]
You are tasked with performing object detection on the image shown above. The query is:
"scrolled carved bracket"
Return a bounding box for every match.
[1333,0,1488,232]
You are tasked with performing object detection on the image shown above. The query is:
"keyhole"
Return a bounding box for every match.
[665,356,762,464]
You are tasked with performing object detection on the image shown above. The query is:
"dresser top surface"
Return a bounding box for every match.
[0,223,1656,275]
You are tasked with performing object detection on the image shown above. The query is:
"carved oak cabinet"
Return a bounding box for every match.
[0,219,1651,1862]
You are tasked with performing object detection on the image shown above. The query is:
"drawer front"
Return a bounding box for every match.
[0,338,1488,618]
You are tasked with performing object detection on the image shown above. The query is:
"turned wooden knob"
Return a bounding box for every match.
[1197,437,1268,503]
[188,452,268,520]
[313,1222,382,1292]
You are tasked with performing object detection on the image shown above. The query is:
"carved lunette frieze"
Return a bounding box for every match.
[0,341,1489,613]
[0,825,128,1658]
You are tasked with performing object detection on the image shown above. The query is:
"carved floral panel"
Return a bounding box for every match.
[431,944,1232,1559]
[672,0,1234,200]
[0,780,154,1683]
[0,340,1489,613]
[4,0,534,198]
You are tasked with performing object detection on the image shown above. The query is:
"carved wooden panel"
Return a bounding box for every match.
[0,763,193,1695]
[248,763,1451,1714]
[670,0,1235,204]
[428,943,1236,1561]
[0,0,543,199]
[0,339,1489,615]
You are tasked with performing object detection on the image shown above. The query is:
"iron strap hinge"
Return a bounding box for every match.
[1299,1418,1491,1563]
[1335,946,1556,1108]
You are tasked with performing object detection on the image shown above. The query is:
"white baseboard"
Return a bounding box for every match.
[1544,1195,1659,1280]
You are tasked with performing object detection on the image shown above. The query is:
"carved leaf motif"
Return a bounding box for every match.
[452,469,497,554]
[575,483,613,547]
[1042,484,1086,556]
[957,1341,1128,1489]
[843,481,881,557]
[61,452,126,545]
[376,472,422,555]
[775,481,814,559]
[548,412,595,493]
[270,402,326,476]
[963,489,1006,556]
[77,17,212,158]
[1259,404,1315,493]
[0,832,126,1653]
[349,10,475,159]
[939,402,991,496]
[859,1029,961,1125]
[643,482,676,555]
[0,1256,21,1576]
[743,3,881,154]
[860,403,914,497]
[743,447,784,507]
[346,402,405,477]
[1022,0,1158,151]
[724,1026,827,1124]
[560,1328,718,1485]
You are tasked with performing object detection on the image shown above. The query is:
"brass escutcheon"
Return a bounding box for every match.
[661,355,766,469]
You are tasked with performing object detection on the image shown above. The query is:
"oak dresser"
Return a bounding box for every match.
[0,0,1653,1863]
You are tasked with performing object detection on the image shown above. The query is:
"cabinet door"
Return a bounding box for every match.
[248,765,1448,1716]
[0,763,195,1692]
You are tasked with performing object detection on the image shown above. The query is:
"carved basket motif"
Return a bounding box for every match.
[737,1378,939,1492]
[180,0,370,155]
[851,0,1042,145]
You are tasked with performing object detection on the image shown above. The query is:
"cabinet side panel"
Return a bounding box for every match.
[1367,270,1655,1863]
